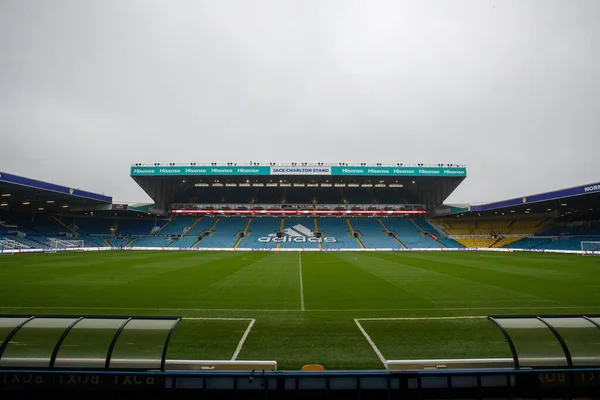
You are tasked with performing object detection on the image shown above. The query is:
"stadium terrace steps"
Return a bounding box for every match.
[195,217,247,249]
[382,218,443,248]
[349,218,399,248]
[159,217,197,236]
[378,218,406,248]
[233,218,253,249]
[314,218,322,249]
[345,218,365,248]
[237,218,279,249]
[317,218,360,249]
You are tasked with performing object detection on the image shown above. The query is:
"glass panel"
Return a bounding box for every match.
[109,319,176,369]
[543,317,600,367]
[589,317,600,327]
[0,318,76,368]
[0,317,29,347]
[493,318,567,367]
[54,319,127,369]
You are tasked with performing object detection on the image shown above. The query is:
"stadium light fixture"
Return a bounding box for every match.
[22,201,30,205]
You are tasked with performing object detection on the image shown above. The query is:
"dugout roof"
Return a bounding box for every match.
[0,315,180,370]
[130,163,467,210]
[488,315,600,368]
[0,171,112,213]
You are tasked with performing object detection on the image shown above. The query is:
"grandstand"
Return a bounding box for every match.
[2,164,600,400]
[1,166,599,253]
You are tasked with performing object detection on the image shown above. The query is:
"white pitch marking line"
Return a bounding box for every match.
[356,316,487,321]
[232,319,255,361]
[354,319,387,369]
[181,317,255,361]
[299,251,305,311]
[184,317,254,321]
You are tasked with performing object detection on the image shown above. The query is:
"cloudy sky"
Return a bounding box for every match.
[1,0,599,205]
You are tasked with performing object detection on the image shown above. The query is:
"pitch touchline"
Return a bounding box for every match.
[299,252,305,311]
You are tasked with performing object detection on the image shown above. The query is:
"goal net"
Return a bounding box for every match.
[46,239,86,253]
[0,240,15,256]
[581,241,600,255]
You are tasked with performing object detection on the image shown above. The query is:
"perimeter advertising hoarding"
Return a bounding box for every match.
[130,166,467,177]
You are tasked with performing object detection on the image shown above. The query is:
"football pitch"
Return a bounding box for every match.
[1,250,599,369]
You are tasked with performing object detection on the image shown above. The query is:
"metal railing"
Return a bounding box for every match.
[1,367,598,399]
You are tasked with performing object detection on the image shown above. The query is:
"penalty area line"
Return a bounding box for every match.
[232,319,255,361]
[180,317,255,360]
[354,319,387,369]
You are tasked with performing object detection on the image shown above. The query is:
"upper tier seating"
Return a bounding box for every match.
[538,222,600,236]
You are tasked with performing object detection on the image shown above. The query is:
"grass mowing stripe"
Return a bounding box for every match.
[299,252,305,311]
[1,251,599,369]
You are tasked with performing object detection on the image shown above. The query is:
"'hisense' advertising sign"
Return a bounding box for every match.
[131,165,467,177]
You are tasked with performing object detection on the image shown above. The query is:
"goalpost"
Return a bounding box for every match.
[581,241,600,255]
[46,238,86,253]
[0,240,15,256]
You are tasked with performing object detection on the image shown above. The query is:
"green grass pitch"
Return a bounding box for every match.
[0,250,599,369]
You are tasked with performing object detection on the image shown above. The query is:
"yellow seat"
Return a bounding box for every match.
[302,364,325,371]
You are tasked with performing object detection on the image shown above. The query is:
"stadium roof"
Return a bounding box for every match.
[130,162,467,210]
[0,171,112,212]
[434,181,600,218]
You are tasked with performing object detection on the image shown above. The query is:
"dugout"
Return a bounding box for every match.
[1,314,600,399]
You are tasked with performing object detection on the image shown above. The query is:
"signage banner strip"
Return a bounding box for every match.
[131,166,466,177]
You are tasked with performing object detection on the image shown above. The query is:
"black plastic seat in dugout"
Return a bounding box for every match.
[0,315,180,370]
[489,315,600,368]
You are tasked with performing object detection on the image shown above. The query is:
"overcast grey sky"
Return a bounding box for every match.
[1,0,599,205]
